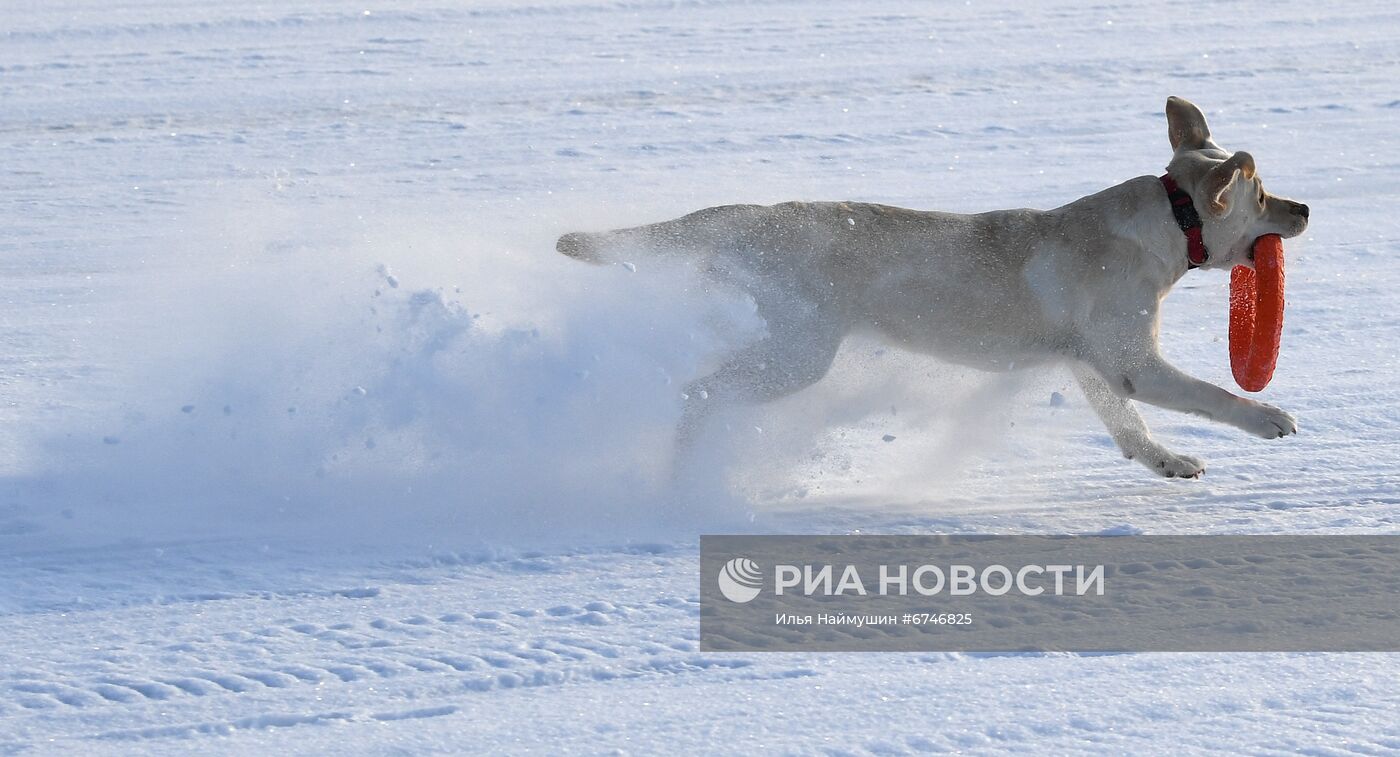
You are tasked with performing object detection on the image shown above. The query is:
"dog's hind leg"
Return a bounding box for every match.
[673,317,844,482]
[1072,364,1206,479]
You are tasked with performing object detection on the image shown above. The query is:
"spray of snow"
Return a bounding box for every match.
[10,195,1033,549]
[7,198,772,547]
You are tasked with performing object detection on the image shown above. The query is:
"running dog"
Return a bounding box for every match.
[557,97,1308,478]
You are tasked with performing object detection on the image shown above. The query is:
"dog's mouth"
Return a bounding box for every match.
[1242,233,1285,267]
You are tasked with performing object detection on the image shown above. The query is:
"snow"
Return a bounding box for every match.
[3,0,1399,752]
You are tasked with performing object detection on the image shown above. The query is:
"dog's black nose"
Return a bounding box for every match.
[1292,202,1310,218]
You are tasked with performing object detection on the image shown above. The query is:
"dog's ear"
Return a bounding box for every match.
[1165,96,1212,151]
[1205,151,1256,215]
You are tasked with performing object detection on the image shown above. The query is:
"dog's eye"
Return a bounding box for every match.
[1257,188,1266,205]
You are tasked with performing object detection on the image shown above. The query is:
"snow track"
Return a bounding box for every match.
[6,543,1400,753]
[3,0,1400,752]
[3,540,1399,754]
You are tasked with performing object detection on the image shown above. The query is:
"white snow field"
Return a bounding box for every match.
[3,0,1400,752]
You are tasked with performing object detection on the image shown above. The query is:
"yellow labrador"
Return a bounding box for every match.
[559,97,1308,478]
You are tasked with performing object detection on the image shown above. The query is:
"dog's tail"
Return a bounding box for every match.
[557,204,765,266]
[556,231,607,265]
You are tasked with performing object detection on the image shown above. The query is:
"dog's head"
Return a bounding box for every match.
[1163,96,1309,269]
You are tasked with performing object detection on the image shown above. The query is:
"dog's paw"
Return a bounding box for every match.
[1239,401,1298,439]
[1130,446,1205,479]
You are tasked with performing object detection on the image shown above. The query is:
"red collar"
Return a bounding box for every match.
[1159,174,1208,269]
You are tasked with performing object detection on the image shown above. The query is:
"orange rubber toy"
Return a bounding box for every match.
[1228,234,1285,392]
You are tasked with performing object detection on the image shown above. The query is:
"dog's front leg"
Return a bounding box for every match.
[1096,352,1298,439]
[1072,364,1206,478]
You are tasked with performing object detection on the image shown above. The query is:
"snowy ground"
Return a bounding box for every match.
[3,0,1400,753]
